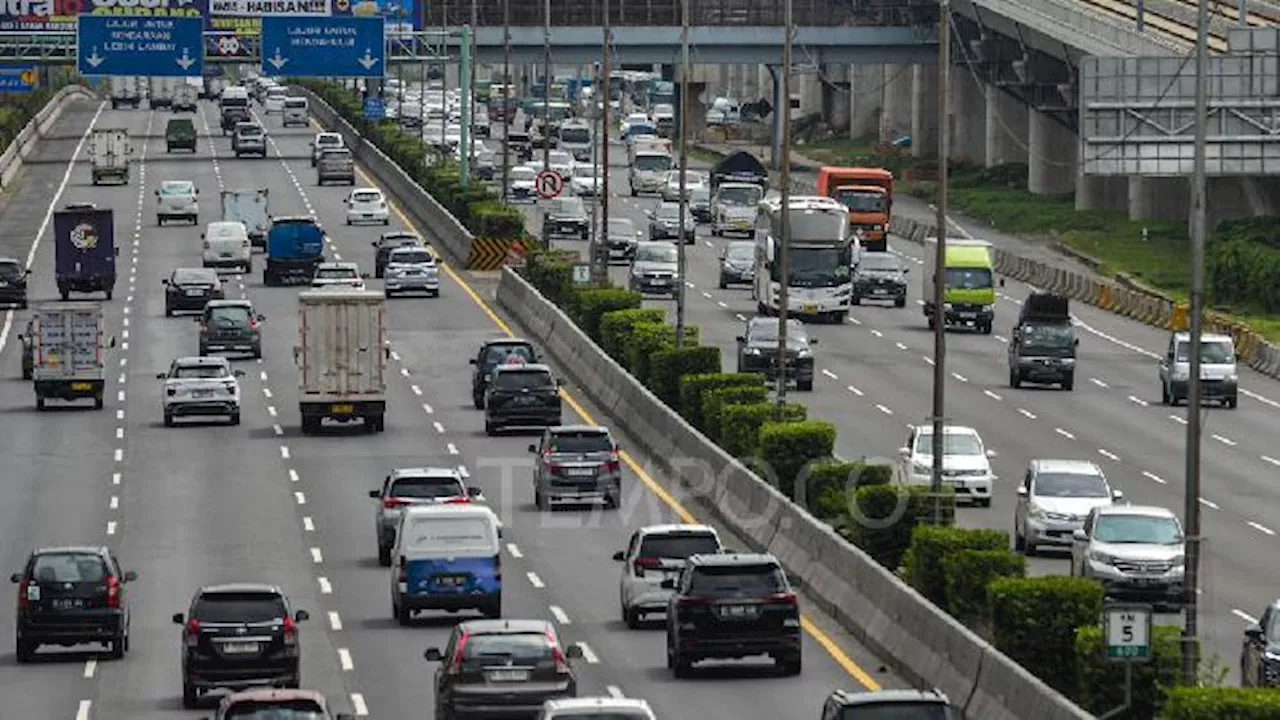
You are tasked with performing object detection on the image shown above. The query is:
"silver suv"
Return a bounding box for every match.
[1014,459,1121,556]
[368,467,481,566]
[1070,504,1186,609]
[612,524,722,628]
[529,425,621,510]
[231,122,266,158]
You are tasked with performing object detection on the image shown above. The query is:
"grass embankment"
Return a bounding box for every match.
[798,135,1280,342]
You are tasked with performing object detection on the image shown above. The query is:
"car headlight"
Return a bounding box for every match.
[943,302,953,311]
[982,304,993,312]
[744,347,761,356]
[1061,358,1076,365]
[482,373,491,381]
[1044,511,1073,522]
[1227,372,1239,382]
[1171,554,1185,567]
[1088,550,1115,565]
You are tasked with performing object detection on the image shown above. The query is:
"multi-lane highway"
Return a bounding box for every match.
[0,95,905,718]
[514,131,1280,680]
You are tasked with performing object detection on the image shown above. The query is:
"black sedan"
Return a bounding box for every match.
[0,256,28,308]
[851,251,908,307]
[736,316,816,391]
[164,267,224,316]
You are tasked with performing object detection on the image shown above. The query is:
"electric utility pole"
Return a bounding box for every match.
[675,0,690,346]
[500,0,511,202]
[930,0,950,524]
[541,0,551,171]
[1182,0,1210,687]
[775,0,793,417]
[595,0,612,284]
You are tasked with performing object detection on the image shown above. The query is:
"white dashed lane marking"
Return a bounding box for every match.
[1248,521,1276,536]
[983,390,1002,401]
[874,404,893,415]
[338,648,354,671]
[1127,395,1149,407]
[1212,434,1237,447]
[1017,408,1036,420]
[1054,428,1076,440]
[1098,448,1121,462]
[318,577,332,594]
[507,543,523,558]
[527,572,545,588]
[310,547,324,563]
[549,605,571,624]
[328,611,343,631]
[1142,471,1167,484]
[821,369,837,380]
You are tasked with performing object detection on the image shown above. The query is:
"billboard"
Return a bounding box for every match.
[332,0,419,34]
[0,0,206,32]
[206,0,418,34]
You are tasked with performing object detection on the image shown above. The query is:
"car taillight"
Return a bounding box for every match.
[768,592,798,606]
[397,557,407,584]
[185,618,200,647]
[606,452,621,473]
[383,497,409,509]
[282,616,297,646]
[441,497,471,504]
[15,574,29,609]
[547,629,571,674]
[447,631,469,674]
[249,317,258,329]
[633,556,661,578]
[105,575,120,608]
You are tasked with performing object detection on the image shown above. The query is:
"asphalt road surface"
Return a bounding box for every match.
[0,97,904,719]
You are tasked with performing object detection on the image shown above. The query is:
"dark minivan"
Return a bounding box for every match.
[821,689,958,720]
[11,545,137,662]
[484,363,561,435]
[166,117,197,153]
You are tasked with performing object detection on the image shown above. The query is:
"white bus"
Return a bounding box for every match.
[752,195,856,323]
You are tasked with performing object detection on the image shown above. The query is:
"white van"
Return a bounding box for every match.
[264,86,287,114]
[1159,331,1239,408]
[390,504,503,623]
[201,220,252,274]
[282,97,309,127]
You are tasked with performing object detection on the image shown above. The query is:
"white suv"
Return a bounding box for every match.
[898,425,996,506]
[158,356,243,427]
[345,187,390,225]
[1070,505,1186,609]
[538,698,655,720]
[612,524,722,628]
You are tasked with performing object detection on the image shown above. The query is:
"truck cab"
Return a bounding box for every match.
[922,237,999,334]
[816,166,893,252]
[1008,293,1077,390]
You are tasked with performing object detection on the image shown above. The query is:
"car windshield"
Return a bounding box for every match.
[718,186,762,205]
[548,431,612,453]
[390,476,464,498]
[656,204,684,220]
[484,344,535,365]
[636,244,677,264]
[207,306,251,326]
[511,168,536,181]
[1093,515,1183,545]
[1175,339,1235,363]
[317,134,341,146]
[774,245,852,288]
[726,244,754,262]
[322,149,351,159]
[352,191,382,203]
[192,592,288,623]
[688,565,786,597]
[0,262,22,279]
[172,364,229,379]
[638,533,720,559]
[316,267,357,279]
[691,187,711,202]
[628,125,656,137]
[225,701,326,719]
[1034,472,1109,498]
[238,126,263,137]
[391,250,434,264]
[859,254,900,272]
[31,553,106,583]
[915,432,983,456]
[554,199,586,217]
[834,188,887,213]
[463,632,552,664]
[748,318,806,345]
[609,219,635,236]
[1022,324,1074,349]
[553,713,651,720]
[560,126,590,143]
[549,152,571,166]
[835,704,953,720]
[945,267,992,290]
[161,182,194,196]
[493,369,553,390]
[173,269,217,285]
[634,155,671,172]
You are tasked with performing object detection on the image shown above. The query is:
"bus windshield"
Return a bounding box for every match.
[769,245,852,288]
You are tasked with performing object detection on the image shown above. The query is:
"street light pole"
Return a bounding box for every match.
[500,0,511,202]
[930,0,950,523]
[541,0,551,171]
[775,0,792,416]
[459,24,472,189]
[1181,0,1210,687]
[596,0,611,284]
[675,0,690,347]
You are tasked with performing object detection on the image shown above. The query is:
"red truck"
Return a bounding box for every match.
[816,166,893,252]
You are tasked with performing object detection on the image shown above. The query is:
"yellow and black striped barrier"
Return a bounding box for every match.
[467,237,527,271]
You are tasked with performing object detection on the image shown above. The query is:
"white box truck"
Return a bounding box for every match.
[148,77,179,109]
[222,188,270,249]
[25,301,112,410]
[295,289,388,434]
[173,78,200,112]
[89,128,131,185]
[109,77,142,109]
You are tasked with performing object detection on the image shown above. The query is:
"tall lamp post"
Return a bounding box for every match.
[595,0,612,284]
[541,0,551,171]
[500,0,511,202]
[775,0,793,416]
[674,0,690,346]
[930,0,951,522]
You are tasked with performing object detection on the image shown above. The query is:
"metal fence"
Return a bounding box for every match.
[432,0,936,28]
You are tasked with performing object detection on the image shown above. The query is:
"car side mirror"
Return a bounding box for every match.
[294,610,310,622]
[9,573,20,583]
[469,358,476,364]
[424,647,444,661]
[809,338,818,345]
[372,241,378,247]
[369,489,381,498]
[123,570,137,582]
[1112,489,1124,501]
[897,447,910,457]
[194,317,202,323]
[565,644,584,659]
[156,373,166,379]
[467,487,482,497]
[200,233,205,239]
[336,715,354,720]
[903,268,910,274]
[361,273,370,279]
[986,449,996,458]
[735,335,745,343]
[1072,529,1088,542]
[528,444,537,453]
[1074,338,1080,348]
[660,578,676,589]
[233,370,246,377]
[612,551,625,561]
[257,314,265,322]
[109,336,117,348]
[556,379,564,386]
[1016,486,1028,496]
[172,612,184,624]
[1000,278,1006,287]
[1246,624,1265,639]
[114,247,119,257]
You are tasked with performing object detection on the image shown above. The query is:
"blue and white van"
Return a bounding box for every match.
[390,504,502,624]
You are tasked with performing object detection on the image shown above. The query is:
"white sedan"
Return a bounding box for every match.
[311,261,367,290]
[158,356,243,426]
[661,172,707,202]
[345,188,390,225]
[570,172,602,197]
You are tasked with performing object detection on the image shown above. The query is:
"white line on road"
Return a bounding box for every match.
[259,370,268,381]
[1234,608,1260,624]
[266,404,277,417]
[700,291,712,299]
[83,659,96,678]
[606,685,625,699]
[351,694,369,716]
[1017,408,1036,420]
[115,427,124,439]
[114,448,123,462]
[549,605,571,624]
[875,404,893,415]
[716,300,727,308]
[117,390,125,402]
[1250,521,1277,536]
[1098,449,1122,462]
[847,316,861,325]
[389,350,401,361]
[447,443,459,455]
[1127,395,1149,407]
[1142,471,1167,484]
[1169,414,1187,425]
[280,445,290,459]
[112,472,121,485]
[318,577,332,594]
[294,491,306,505]
[457,465,470,478]
[923,356,934,365]
[422,402,434,414]
[821,369,837,380]
[288,468,300,483]
[400,367,410,377]
[76,700,91,720]
[576,642,599,663]
[1212,434,1237,446]
[870,329,883,338]
[895,342,908,351]
[951,372,968,383]
[302,516,314,532]
[1054,428,1076,440]
[432,421,445,433]
[983,390,1002,401]
[527,572,544,588]
[109,496,118,510]
[993,335,1008,344]
[735,313,747,321]
[310,547,323,563]
[338,648,354,670]
[1090,377,1109,388]
[328,611,343,631]
[106,521,116,536]
[1199,497,1220,510]
[507,543,523,558]
[263,387,273,398]
[411,384,422,395]
[1263,455,1280,468]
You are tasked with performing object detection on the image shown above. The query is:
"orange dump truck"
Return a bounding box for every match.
[816,166,893,252]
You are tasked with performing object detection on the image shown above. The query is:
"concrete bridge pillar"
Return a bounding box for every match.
[823,65,850,133]
[849,64,882,140]
[880,64,913,143]
[911,64,938,158]
[1075,171,1130,212]
[800,71,822,118]
[985,85,1027,167]
[1027,109,1076,195]
[1128,176,1189,222]
[950,68,986,164]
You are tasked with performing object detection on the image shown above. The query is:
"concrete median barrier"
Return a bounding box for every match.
[493,265,1092,720]
[0,84,99,189]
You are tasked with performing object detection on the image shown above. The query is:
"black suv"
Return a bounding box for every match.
[470,338,539,409]
[11,545,137,662]
[663,553,801,677]
[0,256,28,308]
[736,316,816,391]
[851,251,908,307]
[372,231,424,278]
[821,689,958,719]
[424,619,582,717]
[165,267,225,316]
[173,584,310,708]
[198,299,264,358]
[484,363,562,435]
[542,197,590,241]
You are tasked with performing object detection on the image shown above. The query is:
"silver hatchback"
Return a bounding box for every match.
[529,425,621,510]
[369,467,481,566]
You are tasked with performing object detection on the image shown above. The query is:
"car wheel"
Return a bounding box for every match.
[672,648,692,678]
[182,683,198,709]
[484,420,497,436]
[378,545,392,567]
[164,410,175,427]
[15,633,34,663]
[1062,373,1074,391]
[797,380,813,391]
[779,653,802,675]
[1025,532,1038,556]
[109,631,125,660]
[229,411,241,426]
[482,596,501,618]
[1009,368,1021,389]
[198,344,208,356]
[977,498,992,508]
[1227,394,1239,409]
[252,344,262,360]
[895,297,907,308]
[624,605,642,629]
[1014,523,1026,551]
[396,602,412,626]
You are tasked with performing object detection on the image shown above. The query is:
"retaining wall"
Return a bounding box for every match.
[0,84,100,189]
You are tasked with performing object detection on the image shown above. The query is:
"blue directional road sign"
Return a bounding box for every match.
[363,97,385,120]
[260,17,385,79]
[0,66,37,93]
[77,16,204,78]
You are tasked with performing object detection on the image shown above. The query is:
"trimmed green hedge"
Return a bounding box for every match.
[572,288,642,341]
[678,372,765,429]
[1075,624,1184,719]
[702,384,770,443]
[847,484,956,570]
[989,576,1104,695]
[650,345,721,407]
[942,549,1025,623]
[758,420,837,500]
[1163,687,1280,718]
[903,526,1009,610]
[807,460,893,522]
[600,308,667,363]
[525,250,576,306]
[721,401,806,458]
[623,322,699,389]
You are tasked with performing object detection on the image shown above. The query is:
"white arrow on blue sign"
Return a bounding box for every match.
[260,17,386,79]
[76,16,204,78]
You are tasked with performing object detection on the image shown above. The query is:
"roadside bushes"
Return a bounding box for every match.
[650,345,721,407]
[701,384,769,443]
[847,485,955,570]
[678,372,765,429]
[1163,687,1280,718]
[903,526,1009,609]
[721,402,806,458]
[572,288,642,340]
[941,549,1026,625]
[600,309,667,362]
[758,420,837,500]
[1075,624,1184,719]
[989,576,1104,695]
[806,460,892,522]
